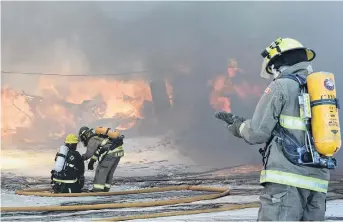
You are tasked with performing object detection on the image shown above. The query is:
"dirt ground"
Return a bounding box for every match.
[1,168,343,221]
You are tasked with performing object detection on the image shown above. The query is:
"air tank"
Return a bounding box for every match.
[306,71,341,156]
[95,127,121,139]
[53,145,69,172]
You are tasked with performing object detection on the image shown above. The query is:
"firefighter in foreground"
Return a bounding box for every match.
[51,134,85,193]
[215,37,341,221]
[79,126,124,192]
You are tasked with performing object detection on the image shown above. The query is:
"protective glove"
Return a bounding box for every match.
[215,111,244,125]
[214,111,235,125]
[215,111,246,138]
[88,159,95,170]
[228,118,245,138]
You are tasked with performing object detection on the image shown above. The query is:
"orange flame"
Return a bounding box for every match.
[1,88,33,137]
[38,76,152,119]
[1,75,153,142]
[2,58,262,143]
[209,75,233,112]
[209,59,263,112]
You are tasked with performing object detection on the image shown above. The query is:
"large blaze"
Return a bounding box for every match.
[209,59,263,112]
[1,75,153,143]
[2,59,261,144]
[38,76,152,119]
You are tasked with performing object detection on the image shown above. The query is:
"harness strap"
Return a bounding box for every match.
[311,98,340,108]
[277,73,307,86]
[91,138,123,162]
[259,136,274,168]
[57,153,67,158]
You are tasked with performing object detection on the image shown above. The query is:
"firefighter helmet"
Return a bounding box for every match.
[65,133,79,144]
[78,126,92,142]
[260,37,316,79]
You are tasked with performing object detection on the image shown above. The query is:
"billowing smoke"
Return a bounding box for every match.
[2,2,343,170]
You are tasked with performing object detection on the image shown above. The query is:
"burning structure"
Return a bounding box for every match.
[3,1,342,169]
[1,59,263,156]
[1,77,155,144]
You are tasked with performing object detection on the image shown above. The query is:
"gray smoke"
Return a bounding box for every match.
[2,2,343,170]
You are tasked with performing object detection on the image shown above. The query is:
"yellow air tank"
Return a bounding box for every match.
[306,72,341,156]
[95,127,121,139]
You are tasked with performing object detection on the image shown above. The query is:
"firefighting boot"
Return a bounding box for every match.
[104,187,110,192]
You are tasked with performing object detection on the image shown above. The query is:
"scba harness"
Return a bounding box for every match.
[91,132,125,162]
[51,151,85,193]
[269,73,340,169]
[52,151,79,180]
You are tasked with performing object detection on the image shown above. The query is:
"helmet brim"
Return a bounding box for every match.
[265,47,316,74]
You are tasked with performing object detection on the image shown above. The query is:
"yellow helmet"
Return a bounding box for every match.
[260,37,316,79]
[65,133,79,144]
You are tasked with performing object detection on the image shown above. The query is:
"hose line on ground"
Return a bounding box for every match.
[96,203,260,222]
[1,185,260,221]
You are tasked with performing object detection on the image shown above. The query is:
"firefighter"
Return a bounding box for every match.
[79,126,124,192]
[215,38,329,221]
[51,134,85,193]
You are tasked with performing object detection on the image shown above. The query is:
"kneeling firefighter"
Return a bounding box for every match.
[51,134,85,193]
[215,37,341,221]
[79,126,124,192]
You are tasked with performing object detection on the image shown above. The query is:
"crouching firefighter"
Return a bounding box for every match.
[215,37,341,221]
[79,126,124,192]
[51,134,85,193]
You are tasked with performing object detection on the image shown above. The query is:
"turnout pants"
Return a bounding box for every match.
[258,182,326,221]
[93,154,121,191]
[52,181,82,193]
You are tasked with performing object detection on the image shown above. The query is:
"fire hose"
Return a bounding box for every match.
[1,185,260,221]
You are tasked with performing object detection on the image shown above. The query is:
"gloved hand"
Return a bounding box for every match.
[228,117,245,138]
[215,111,246,138]
[215,112,244,125]
[215,111,235,125]
[88,159,95,170]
